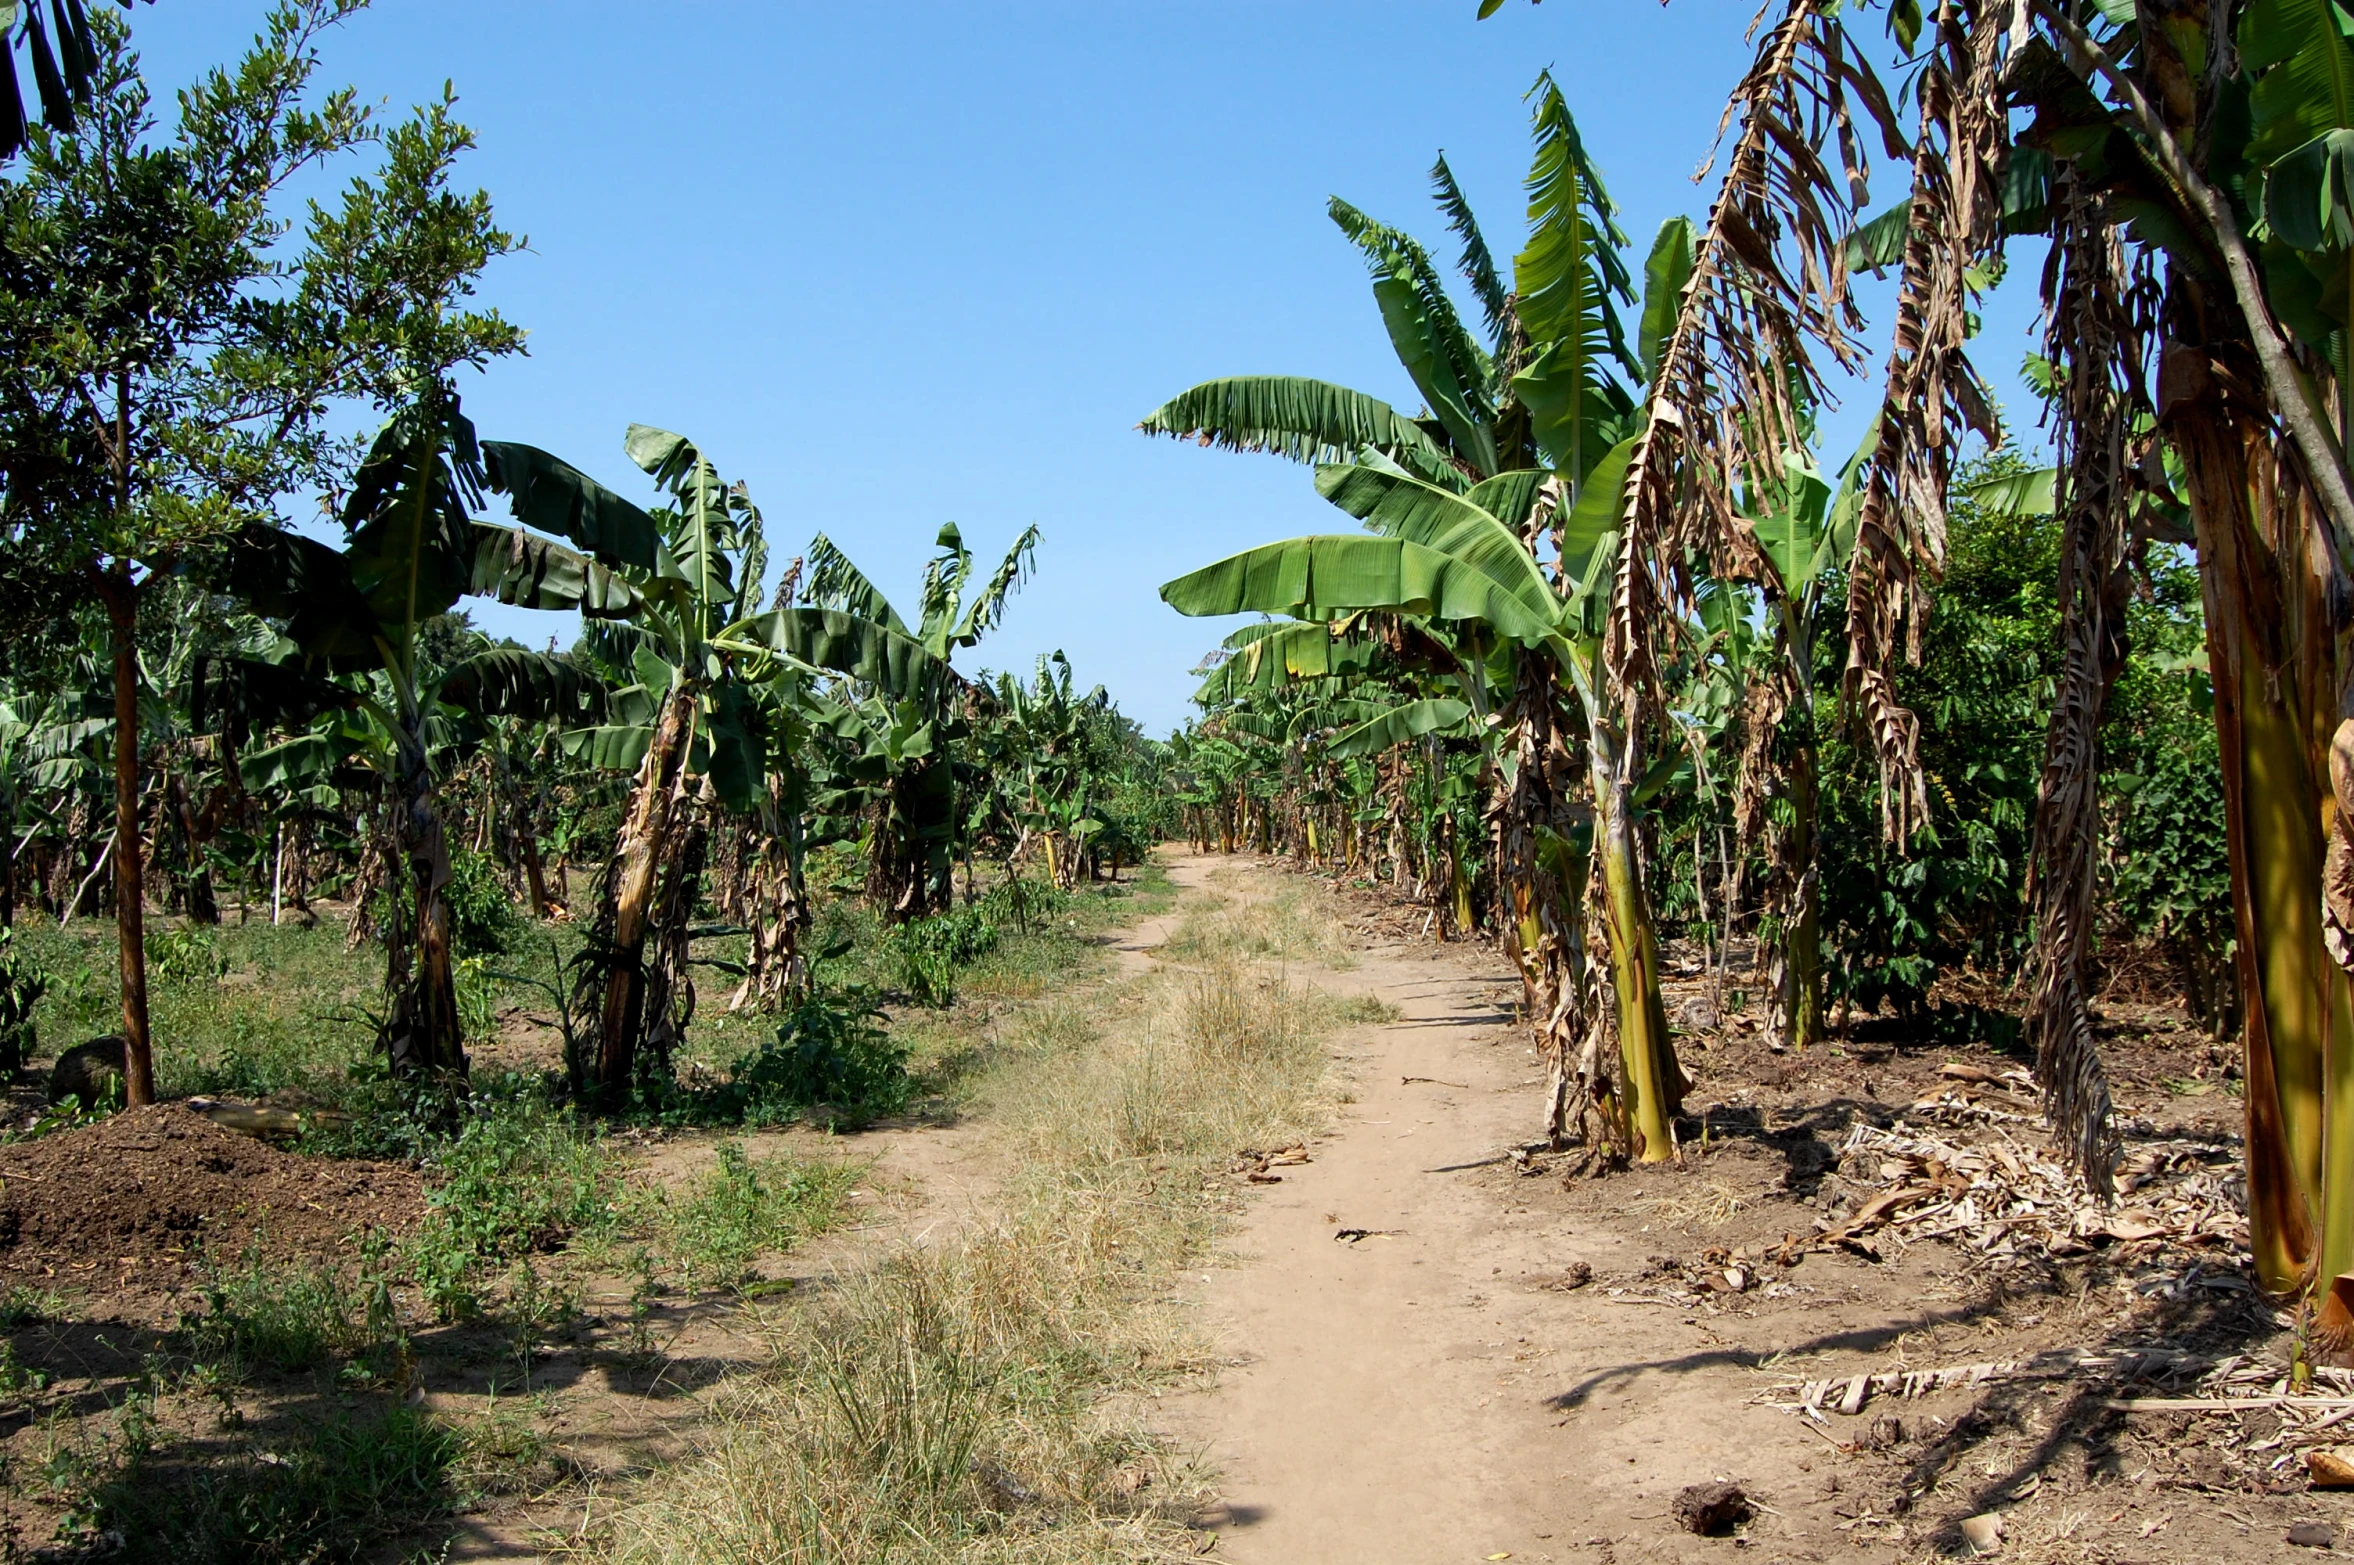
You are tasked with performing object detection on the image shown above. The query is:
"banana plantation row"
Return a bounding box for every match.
[2,406,1170,1111]
[1148,0,2354,1352]
[16,0,2354,1352]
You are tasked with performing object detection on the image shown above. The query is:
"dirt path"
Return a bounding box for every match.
[1157,880,1649,1564]
[1152,856,2256,1565]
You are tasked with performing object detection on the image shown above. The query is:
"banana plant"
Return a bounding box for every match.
[220,389,652,1080]
[497,424,793,1108]
[721,522,1038,921]
[988,651,1109,889]
[1154,78,1690,1158]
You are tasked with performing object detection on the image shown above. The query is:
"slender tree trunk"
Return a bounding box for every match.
[588,687,696,1110]
[1588,712,1681,1162]
[383,720,465,1080]
[95,567,154,1107]
[1768,742,1825,1052]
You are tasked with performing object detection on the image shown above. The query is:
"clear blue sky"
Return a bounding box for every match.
[127,1,2046,736]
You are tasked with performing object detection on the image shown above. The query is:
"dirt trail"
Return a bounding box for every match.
[1158,870,1648,1564]
[1153,856,1981,1565]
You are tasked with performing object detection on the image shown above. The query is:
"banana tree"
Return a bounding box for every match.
[1164,448,1692,1158]
[1148,76,1699,1155]
[726,523,1037,921]
[1723,429,1870,1051]
[222,390,651,1079]
[499,424,795,1108]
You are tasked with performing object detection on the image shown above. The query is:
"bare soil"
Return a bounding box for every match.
[0,1104,420,1315]
[1153,853,2313,1565]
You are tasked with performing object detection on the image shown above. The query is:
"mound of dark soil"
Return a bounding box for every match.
[0,1105,422,1298]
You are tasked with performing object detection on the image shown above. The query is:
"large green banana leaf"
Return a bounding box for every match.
[1430,153,1510,342]
[1637,217,1697,384]
[1161,534,1556,639]
[561,724,655,774]
[1326,697,1474,758]
[1751,452,1836,597]
[1313,464,1558,627]
[1511,76,1637,480]
[1332,198,1499,475]
[213,526,384,675]
[239,732,345,791]
[343,402,480,639]
[624,424,754,626]
[719,607,951,696]
[1138,375,1466,491]
[698,679,768,812]
[440,648,609,721]
[806,534,913,635]
[1466,470,1548,535]
[1958,464,2058,516]
[480,440,660,570]
[467,524,644,617]
[1561,435,1637,591]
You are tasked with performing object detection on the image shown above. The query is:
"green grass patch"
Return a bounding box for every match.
[660,1140,858,1292]
[60,1399,462,1565]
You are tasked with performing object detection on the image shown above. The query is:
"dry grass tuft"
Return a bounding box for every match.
[593,873,1351,1563]
[1158,870,1354,969]
[1639,1179,1750,1230]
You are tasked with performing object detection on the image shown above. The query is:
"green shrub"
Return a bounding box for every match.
[977,875,1070,932]
[889,907,998,1007]
[443,844,524,957]
[407,1088,613,1320]
[455,954,499,1041]
[721,986,909,1125]
[666,1140,851,1290]
[186,1238,400,1378]
[146,925,226,986]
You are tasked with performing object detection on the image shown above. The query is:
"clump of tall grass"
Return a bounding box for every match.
[598,893,1352,1563]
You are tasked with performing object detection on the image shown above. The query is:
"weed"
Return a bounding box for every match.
[440,843,525,958]
[0,1339,51,1398]
[664,1141,854,1291]
[714,986,910,1126]
[69,1401,461,1565]
[185,1239,400,1378]
[10,1080,122,1142]
[146,925,226,986]
[890,907,998,1007]
[455,1394,554,1501]
[0,1286,59,1329]
[406,1087,615,1320]
[455,954,500,1042]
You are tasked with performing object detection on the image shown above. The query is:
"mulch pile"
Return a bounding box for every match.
[0,1105,423,1299]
